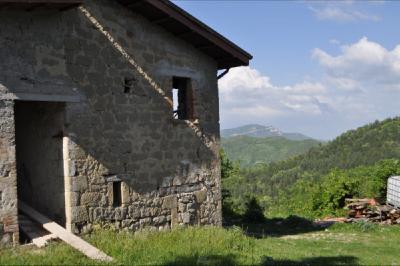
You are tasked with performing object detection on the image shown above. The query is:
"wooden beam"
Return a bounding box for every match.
[151,16,170,24]
[195,44,215,50]
[175,31,193,38]
[0,1,82,11]
[58,3,80,11]
[0,3,11,9]
[124,1,144,9]
[25,3,45,11]
[0,0,82,3]
[19,202,113,262]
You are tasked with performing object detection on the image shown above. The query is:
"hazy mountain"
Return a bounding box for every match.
[221,124,312,141]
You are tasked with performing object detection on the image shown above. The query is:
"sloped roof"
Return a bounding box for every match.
[0,0,253,69]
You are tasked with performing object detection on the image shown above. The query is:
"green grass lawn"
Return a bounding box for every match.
[1,223,400,265]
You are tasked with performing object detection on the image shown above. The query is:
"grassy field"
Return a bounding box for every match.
[1,223,400,265]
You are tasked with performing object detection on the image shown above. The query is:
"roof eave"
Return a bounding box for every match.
[118,0,253,69]
[0,0,82,10]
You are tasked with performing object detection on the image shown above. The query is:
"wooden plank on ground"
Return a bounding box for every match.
[19,202,113,262]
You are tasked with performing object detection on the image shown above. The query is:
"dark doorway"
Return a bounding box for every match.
[15,101,66,226]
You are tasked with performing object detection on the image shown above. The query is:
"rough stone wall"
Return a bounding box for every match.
[0,0,221,242]
[0,100,18,247]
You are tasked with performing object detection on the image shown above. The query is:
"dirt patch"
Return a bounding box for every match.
[280,232,359,242]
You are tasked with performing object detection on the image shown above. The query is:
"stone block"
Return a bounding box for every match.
[71,206,89,223]
[160,176,173,188]
[140,207,151,217]
[92,207,104,221]
[182,212,191,224]
[71,176,88,192]
[150,207,160,216]
[121,182,130,205]
[187,202,196,213]
[1,233,11,247]
[121,219,133,228]
[172,176,183,186]
[152,215,166,225]
[139,217,151,227]
[103,207,116,221]
[80,192,102,206]
[171,208,178,228]
[180,195,192,204]
[178,203,186,213]
[128,206,141,219]
[68,160,77,177]
[194,189,207,203]
[162,195,177,209]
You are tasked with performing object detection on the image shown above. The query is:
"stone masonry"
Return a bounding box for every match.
[0,100,18,247]
[0,0,251,246]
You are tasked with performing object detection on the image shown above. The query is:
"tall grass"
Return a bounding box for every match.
[87,226,257,265]
[1,224,400,265]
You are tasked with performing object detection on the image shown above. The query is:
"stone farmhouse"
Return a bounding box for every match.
[0,0,252,246]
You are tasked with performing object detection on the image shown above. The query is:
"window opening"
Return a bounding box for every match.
[112,181,122,207]
[172,77,193,120]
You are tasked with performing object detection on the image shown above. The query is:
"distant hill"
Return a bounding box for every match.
[221,124,312,141]
[223,117,400,217]
[263,117,400,177]
[221,136,321,167]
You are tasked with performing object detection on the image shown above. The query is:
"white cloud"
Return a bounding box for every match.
[282,81,326,94]
[229,106,283,117]
[218,38,400,139]
[308,4,381,22]
[324,76,360,91]
[218,67,330,121]
[313,37,400,91]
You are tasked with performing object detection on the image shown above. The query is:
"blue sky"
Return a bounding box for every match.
[173,1,400,140]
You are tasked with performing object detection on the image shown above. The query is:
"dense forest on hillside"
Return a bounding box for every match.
[222,136,320,167]
[222,117,400,219]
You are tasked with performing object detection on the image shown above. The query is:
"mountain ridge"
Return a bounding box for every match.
[221,124,312,141]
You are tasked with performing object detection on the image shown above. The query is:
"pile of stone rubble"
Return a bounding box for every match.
[314,198,400,226]
[345,198,400,224]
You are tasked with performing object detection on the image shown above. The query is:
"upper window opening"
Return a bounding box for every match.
[172,77,194,120]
